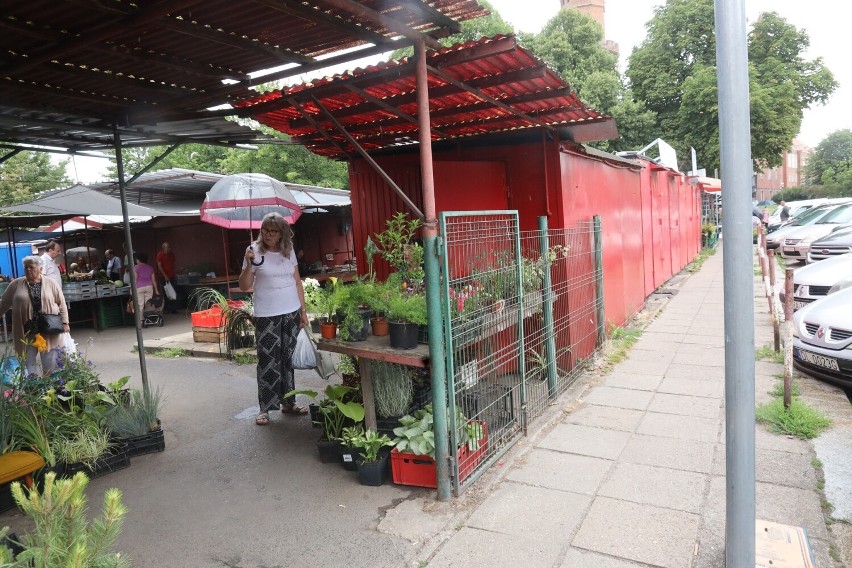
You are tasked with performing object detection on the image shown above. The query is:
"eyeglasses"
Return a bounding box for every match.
[261,228,280,235]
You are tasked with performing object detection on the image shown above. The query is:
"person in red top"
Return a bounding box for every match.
[156,241,178,313]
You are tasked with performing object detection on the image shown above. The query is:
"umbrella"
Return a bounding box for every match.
[200,173,302,230]
[757,200,775,206]
[66,246,101,258]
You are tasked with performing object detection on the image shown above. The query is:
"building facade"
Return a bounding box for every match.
[754,139,810,201]
[560,0,619,54]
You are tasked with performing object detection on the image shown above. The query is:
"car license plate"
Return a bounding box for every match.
[792,300,807,311]
[783,246,795,253]
[795,348,840,371]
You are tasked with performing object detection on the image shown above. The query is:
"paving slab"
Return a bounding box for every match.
[598,462,707,513]
[657,376,724,399]
[582,386,654,411]
[428,527,563,568]
[647,392,722,420]
[672,350,725,367]
[506,448,613,494]
[538,423,631,460]
[611,358,673,376]
[756,481,829,541]
[664,363,724,382]
[603,372,664,392]
[631,338,683,352]
[466,482,591,542]
[619,434,715,474]
[636,412,719,443]
[564,404,645,433]
[624,348,677,364]
[561,549,650,567]
[711,444,819,490]
[572,497,700,568]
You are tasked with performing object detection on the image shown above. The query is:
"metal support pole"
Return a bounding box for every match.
[715,0,756,563]
[413,38,451,500]
[538,217,558,398]
[113,127,150,396]
[592,215,605,347]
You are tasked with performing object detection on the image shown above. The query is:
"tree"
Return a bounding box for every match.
[804,129,852,196]
[521,9,656,152]
[627,0,837,172]
[0,151,70,206]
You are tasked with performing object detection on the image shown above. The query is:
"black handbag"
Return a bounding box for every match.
[37,313,64,335]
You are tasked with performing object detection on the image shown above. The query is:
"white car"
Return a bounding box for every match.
[766,201,850,250]
[779,203,852,262]
[779,253,852,311]
[767,198,827,232]
[793,286,852,388]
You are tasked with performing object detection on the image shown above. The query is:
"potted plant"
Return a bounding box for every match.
[336,355,360,388]
[373,212,425,286]
[284,385,365,463]
[371,361,414,435]
[350,429,394,486]
[105,386,165,457]
[382,276,427,350]
[339,425,363,472]
[303,277,323,333]
[314,278,350,339]
[338,281,372,342]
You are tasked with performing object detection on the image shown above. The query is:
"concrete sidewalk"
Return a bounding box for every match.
[419,248,839,568]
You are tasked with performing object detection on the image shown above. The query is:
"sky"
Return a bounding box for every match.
[66,0,848,184]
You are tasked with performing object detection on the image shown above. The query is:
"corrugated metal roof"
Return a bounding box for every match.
[237,35,618,158]
[0,1,486,152]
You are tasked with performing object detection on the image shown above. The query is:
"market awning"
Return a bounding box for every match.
[1,184,183,217]
[235,35,618,159]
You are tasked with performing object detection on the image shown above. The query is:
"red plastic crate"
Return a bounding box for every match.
[458,421,488,482]
[190,307,224,328]
[390,449,437,488]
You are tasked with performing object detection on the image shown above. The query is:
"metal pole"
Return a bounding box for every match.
[113,127,150,396]
[413,38,451,500]
[538,217,557,398]
[714,0,756,564]
[593,215,605,347]
[783,269,794,409]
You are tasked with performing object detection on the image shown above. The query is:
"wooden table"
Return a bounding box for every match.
[317,335,429,430]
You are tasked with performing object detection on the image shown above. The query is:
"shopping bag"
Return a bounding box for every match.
[62,333,77,354]
[163,281,177,301]
[292,328,318,370]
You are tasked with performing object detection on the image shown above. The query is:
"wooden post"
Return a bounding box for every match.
[783,269,794,410]
[768,252,780,352]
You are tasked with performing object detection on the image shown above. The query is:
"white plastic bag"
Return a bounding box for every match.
[62,333,77,354]
[292,328,318,370]
[163,281,177,301]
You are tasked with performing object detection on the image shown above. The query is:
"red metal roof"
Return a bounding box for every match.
[0,1,486,152]
[238,35,617,159]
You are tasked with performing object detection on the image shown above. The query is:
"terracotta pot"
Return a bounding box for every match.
[370,317,389,336]
[319,322,338,339]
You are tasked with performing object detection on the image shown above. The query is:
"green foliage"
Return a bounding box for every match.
[151,347,189,359]
[604,324,642,366]
[349,428,394,463]
[373,212,424,284]
[755,344,784,365]
[804,129,852,195]
[686,246,716,273]
[335,355,358,377]
[7,472,129,568]
[0,151,71,207]
[53,426,112,468]
[231,351,258,366]
[769,378,800,399]
[385,288,427,326]
[756,399,830,439]
[284,385,364,440]
[627,0,837,172]
[392,406,436,458]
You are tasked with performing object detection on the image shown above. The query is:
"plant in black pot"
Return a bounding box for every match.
[383,276,427,350]
[285,385,364,463]
[337,281,372,342]
[104,386,165,457]
[350,429,394,486]
[371,361,414,436]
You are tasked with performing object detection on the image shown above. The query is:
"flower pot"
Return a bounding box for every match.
[370,317,389,337]
[340,444,359,471]
[388,321,419,350]
[64,442,131,480]
[123,426,165,457]
[345,308,371,342]
[356,452,390,486]
[320,322,338,339]
[310,318,321,334]
[316,436,342,464]
[309,403,322,428]
[417,325,428,344]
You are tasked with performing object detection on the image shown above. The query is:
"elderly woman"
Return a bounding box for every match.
[0,255,70,374]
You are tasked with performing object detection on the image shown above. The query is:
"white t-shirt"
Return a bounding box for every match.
[242,244,301,317]
[41,252,62,287]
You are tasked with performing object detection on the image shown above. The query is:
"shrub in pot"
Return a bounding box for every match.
[285,385,365,463]
[350,429,394,486]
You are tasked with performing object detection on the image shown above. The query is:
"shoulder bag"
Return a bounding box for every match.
[26,282,64,335]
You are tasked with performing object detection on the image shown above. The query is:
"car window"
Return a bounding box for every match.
[817,205,852,224]
[792,205,838,225]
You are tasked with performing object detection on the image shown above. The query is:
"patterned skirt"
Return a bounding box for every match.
[254,310,301,412]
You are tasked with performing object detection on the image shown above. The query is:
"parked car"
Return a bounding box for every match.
[778,202,852,262]
[766,199,827,233]
[792,286,852,388]
[766,201,850,250]
[807,225,852,263]
[779,253,852,311]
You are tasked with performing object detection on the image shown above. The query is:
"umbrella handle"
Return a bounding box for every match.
[251,255,265,267]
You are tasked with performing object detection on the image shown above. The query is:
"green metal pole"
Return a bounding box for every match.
[538,217,557,398]
[593,215,605,347]
[425,235,450,500]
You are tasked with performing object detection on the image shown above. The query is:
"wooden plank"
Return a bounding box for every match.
[317,335,429,368]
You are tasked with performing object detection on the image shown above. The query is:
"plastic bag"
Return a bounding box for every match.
[62,333,77,354]
[292,328,317,370]
[163,281,177,301]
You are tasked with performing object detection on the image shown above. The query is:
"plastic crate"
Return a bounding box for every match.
[191,307,224,328]
[390,449,436,488]
[63,443,130,480]
[124,428,165,457]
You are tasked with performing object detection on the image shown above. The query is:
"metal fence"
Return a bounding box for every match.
[439,212,604,495]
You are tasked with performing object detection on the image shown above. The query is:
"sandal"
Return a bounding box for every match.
[281,404,308,415]
[255,412,269,425]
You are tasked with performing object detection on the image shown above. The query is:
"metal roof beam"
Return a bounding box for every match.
[319,0,442,50]
[287,97,354,160]
[342,83,450,138]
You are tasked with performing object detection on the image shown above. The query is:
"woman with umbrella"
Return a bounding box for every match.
[239,212,309,425]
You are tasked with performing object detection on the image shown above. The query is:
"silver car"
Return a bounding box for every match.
[793,286,852,388]
[779,253,852,311]
[807,225,852,262]
[779,203,852,262]
[766,201,850,250]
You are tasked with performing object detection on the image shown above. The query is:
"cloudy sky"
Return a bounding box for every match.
[67,0,847,183]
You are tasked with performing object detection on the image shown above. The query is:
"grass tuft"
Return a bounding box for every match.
[232,351,258,365]
[769,378,800,399]
[756,399,831,439]
[755,345,784,365]
[151,347,189,358]
[687,247,716,273]
[604,325,642,366]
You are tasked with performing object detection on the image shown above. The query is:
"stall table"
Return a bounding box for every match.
[317,336,429,430]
